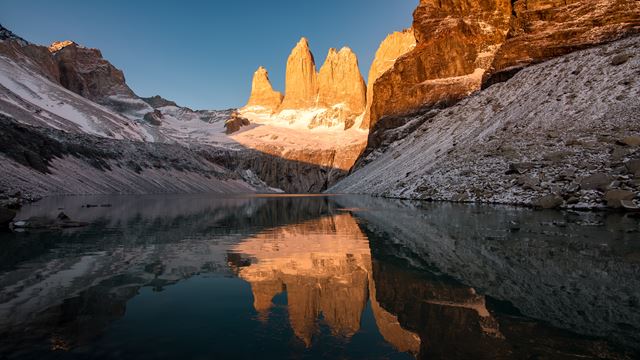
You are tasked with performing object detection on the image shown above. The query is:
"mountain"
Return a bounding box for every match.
[331,34,640,209]
[361,29,415,130]
[242,66,283,113]
[364,0,640,157]
[239,37,368,130]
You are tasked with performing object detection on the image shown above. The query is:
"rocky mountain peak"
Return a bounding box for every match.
[278,37,319,110]
[0,24,29,46]
[48,40,77,53]
[243,66,283,113]
[361,28,415,129]
[316,46,366,128]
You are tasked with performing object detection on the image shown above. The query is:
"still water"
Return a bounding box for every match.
[0,194,638,359]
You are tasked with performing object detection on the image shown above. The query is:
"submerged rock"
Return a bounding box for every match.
[11,211,89,230]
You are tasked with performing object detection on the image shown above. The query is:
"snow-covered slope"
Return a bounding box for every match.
[0,54,157,141]
[330,36,640,209]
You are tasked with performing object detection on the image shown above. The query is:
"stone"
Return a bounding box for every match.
[279,38,319,111]
[317,47,366,129]
[580,173,612,191]
[361,29,416,129]
[605,190,636,208]
[0,206,16,227]
[143,109,163,126]
[243,66,283,113]
[506,162,535,175]
[225,112,250,134]
[611,53,633,66]
[533,194,564,209]
[620,136,640,147]
[626,159,640,176]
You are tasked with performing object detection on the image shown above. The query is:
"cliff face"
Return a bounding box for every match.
[485,0,640,86]
[243,66,283,113]
[50,41,136,102]
[361,29,415,130]
[316,48,366,129]
[368,0,512,131]
[242,38,368,130]
[279,38,319,111]
[366,0,640,152]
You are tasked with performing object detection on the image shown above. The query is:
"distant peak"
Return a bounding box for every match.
[48,40,77,53]
[297,37,310,47]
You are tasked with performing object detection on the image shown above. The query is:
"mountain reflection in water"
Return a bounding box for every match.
[0,194,638,359]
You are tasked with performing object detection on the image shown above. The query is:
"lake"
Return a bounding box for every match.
[0,194,638,359]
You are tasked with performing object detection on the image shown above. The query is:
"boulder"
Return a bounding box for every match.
[604,190,636,208]
[225,112,251,134]
[532,194,564,209]
[580,173,612,191]
[620,136,640,147]
[626,159,640,176]
[143,109,163,126]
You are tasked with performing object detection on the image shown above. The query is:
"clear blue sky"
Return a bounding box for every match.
[1,0,417,110]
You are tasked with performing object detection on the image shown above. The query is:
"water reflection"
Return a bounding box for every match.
[0,194,637,359]
[229,213,420,352]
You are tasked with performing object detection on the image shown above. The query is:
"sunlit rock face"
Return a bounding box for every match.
[484,0,640,86]
[242,66,283,113]
[279,38,319,111]
[231,214,420,350]
[241,37,368,131]
[361,29,415,130]
[365,0,640,152]
[316,47,366,129]
[368,0,512,131]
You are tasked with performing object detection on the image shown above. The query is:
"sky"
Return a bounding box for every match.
[1,0,417,110]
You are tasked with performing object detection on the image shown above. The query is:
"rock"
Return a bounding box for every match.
[279,38,319,110]
[50,40,136,102]
[611,53,633,66]
[361,29,416,129]
[143,109,163,126]
[0,207,16,227]
[626,159,640,176]
[621,200,640,211]
[11,212,89,229]
[317,47,366,129]
[580,173,612,191]
[605,190,636,208]
[533,194,564,209]
[225,111,251,134]
[362,0,640,157]
[243,66,283,113]
[619,136,640,147]
[368,0,512,131]
[506,162,535,175]
[485,0,640,85]
[517,175,540,190]
[141,95,178,109]
[566,197,580,205]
